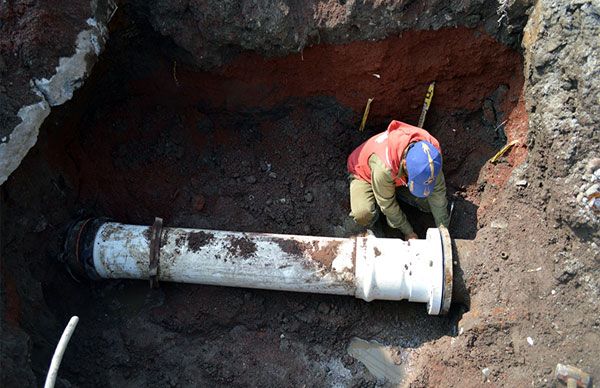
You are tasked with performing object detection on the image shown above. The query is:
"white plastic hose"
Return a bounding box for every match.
[44,316,79,388]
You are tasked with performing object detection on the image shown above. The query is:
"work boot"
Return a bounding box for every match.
[367,216,386,238]
[333,217,367,238]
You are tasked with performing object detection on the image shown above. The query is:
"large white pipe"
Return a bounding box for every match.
[67,220,452,315]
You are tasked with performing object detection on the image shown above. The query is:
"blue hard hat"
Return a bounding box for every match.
[405,141,442,198]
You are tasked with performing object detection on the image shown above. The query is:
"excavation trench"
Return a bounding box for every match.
[2,11,527,387]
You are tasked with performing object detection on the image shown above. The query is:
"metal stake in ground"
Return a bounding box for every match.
[359,98,374,131]
[417,81,435,128]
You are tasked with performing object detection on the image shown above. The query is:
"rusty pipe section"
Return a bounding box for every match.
[63,219,454,315]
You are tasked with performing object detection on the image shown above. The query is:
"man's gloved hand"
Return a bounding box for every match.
[405,232,418,240]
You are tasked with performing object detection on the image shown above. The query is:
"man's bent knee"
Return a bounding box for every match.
[351,208,377,227]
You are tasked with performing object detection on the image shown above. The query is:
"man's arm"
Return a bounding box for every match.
[427,172,450,228]
[369,155,414,236]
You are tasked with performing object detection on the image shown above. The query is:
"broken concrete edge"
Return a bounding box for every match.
[0,101,52,185]
[0,2,114,186]
[34,18,108,107]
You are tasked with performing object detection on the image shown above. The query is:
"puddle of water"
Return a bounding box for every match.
[347,337,406,386]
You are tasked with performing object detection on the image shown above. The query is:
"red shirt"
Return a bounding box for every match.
[347,120,441,186]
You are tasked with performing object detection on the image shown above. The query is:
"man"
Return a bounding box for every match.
[347,120,449,240]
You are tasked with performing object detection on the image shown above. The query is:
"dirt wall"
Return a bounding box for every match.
[137,0,532,69]
[406,2,600,386]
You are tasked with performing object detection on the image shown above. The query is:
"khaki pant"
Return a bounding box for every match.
[349,177,431,227]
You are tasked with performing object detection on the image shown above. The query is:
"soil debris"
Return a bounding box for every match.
[310,241,342,269]
[187,231,214,252]
[175,234,187,247]
[274,238,311,258]
[142,227,152,242]
[226,236,257,258]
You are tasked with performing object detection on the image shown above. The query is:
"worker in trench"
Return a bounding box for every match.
[346,120,450,240]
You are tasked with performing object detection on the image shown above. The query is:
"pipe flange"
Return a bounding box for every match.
[63,217,110,281]
[439,226,453,315]
[425,228,444,315]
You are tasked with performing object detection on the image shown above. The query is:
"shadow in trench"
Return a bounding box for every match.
[381,196,478,240]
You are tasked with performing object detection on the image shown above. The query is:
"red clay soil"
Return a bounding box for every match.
[44,26,527,230]
[477,89,529,218]
[143,27,523,121]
